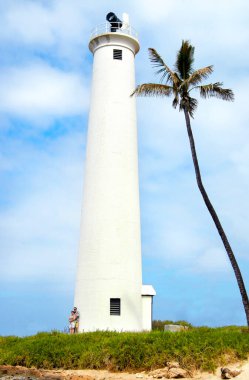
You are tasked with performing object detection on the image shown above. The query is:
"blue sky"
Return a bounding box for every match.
[1,0,249,336]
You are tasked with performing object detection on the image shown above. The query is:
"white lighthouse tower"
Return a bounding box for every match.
[74,13,155,332]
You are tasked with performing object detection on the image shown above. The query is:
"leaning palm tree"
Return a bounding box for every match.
[132,40,249,328]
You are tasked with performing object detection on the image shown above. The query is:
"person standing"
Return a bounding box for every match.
[69,310,76,334]
[73,307,80,333]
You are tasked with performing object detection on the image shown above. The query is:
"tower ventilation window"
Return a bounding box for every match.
[113,49,122,60]
[110,298,121,315]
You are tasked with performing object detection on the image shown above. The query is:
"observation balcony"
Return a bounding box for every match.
[90,22,139,41]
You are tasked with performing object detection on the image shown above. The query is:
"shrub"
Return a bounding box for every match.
[0,327,248,373]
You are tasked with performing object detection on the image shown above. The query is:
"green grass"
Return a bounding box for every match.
[0,327,248,373]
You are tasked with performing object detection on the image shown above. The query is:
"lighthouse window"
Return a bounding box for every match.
[113,49,122,60]
[110,298,121,315]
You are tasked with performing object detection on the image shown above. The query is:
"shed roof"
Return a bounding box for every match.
[141,284,156,296]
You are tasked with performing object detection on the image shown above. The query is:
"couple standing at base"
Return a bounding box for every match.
[69,306,80,334]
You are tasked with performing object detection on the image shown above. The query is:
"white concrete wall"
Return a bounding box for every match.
[74,32,143,331]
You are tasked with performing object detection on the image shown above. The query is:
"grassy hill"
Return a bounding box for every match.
[0,326,248,372]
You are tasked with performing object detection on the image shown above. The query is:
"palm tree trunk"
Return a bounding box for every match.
[183,107,249,328]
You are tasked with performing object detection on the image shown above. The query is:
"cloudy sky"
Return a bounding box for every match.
[1,0,249,336]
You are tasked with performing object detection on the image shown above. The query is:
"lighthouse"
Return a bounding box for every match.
[74,13,156,332]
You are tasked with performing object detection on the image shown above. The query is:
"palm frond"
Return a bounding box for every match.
[180,95,198,118]
[184,66,213,87]
[175,40,195,80]
[172,94,179,108]
[149,48,179,85]
[131,83,173,97]
[197,82,234,101]
[132,43,234,117]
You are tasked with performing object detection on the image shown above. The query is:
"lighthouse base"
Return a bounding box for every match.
[75,285,156,332]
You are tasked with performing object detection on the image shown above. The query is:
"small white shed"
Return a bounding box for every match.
[142,285,156,330]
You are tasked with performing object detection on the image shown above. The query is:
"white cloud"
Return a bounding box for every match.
[0,0,91,47]
[193,247,231,274]
[0,130,85,281]
[2,1,55,45]
[0,63,89,120]
[131,0,174,24]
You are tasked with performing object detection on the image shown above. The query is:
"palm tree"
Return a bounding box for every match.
[132,40,249,328]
